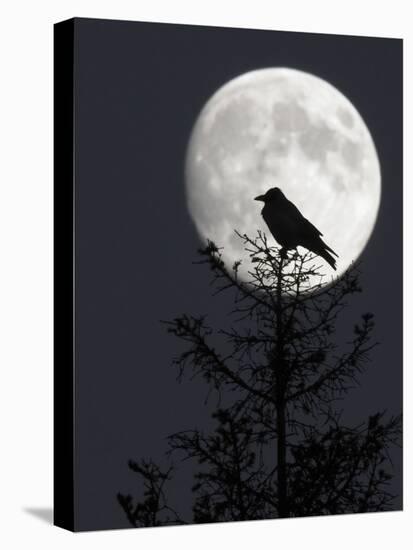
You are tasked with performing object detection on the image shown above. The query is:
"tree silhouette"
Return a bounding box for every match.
[118,232,401,526]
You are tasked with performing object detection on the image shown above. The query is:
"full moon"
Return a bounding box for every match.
[185,68,381,286]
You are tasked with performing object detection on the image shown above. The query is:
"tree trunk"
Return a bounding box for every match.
[275,250,288,518]
[276,378,288,517]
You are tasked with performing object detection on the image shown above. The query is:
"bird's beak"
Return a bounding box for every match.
[254,195,265,202]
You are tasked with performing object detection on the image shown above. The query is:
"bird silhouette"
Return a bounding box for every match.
[254,187,338,270]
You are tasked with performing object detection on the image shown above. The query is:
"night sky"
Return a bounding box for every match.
[72,17,402,530]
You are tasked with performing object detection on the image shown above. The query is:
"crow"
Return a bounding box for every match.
[254,187,338,270]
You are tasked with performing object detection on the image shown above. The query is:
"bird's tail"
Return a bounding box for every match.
[320,249,337,271]
[319,240,338,271]
[323,242,338,258]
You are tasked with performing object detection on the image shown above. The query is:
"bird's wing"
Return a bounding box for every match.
[302,216,323,237]
[284,198,323,237]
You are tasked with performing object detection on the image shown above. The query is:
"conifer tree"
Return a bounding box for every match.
[118,232,401,526]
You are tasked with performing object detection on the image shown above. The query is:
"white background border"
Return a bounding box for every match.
[0,1,409,548]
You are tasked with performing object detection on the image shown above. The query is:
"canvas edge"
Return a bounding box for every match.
[53,17,76,533]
